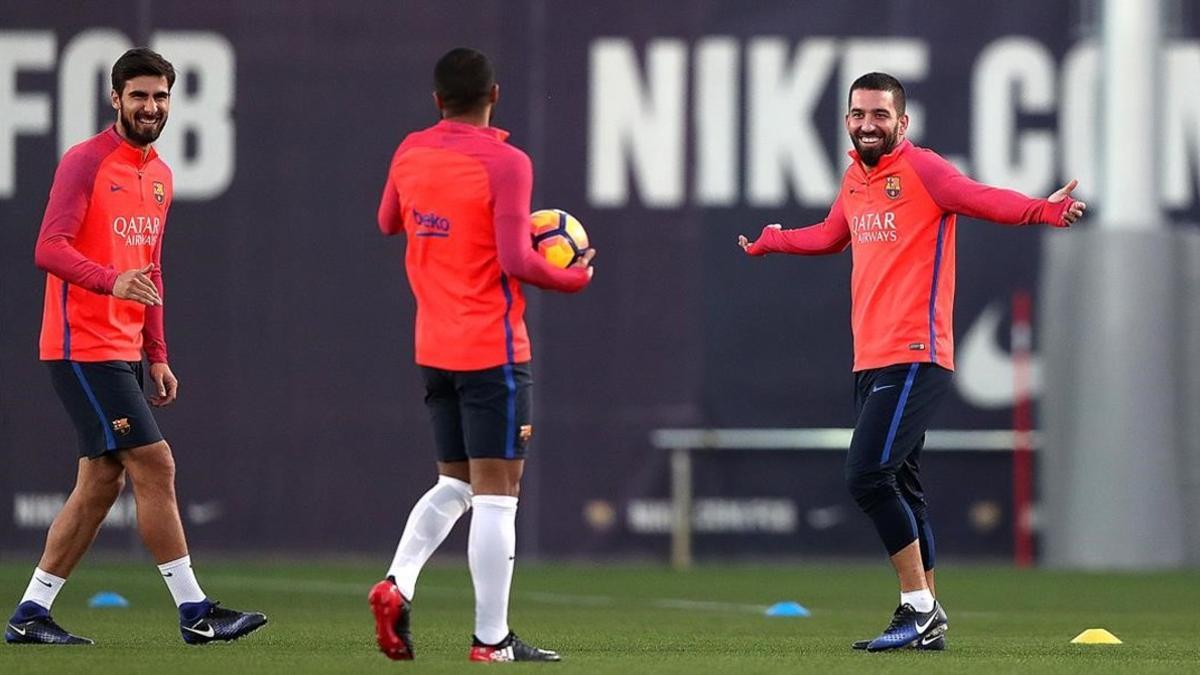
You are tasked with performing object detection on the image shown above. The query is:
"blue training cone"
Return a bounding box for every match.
[765,601,810,617]
[88,592,130,608]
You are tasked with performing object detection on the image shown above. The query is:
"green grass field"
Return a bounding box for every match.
[0,559,1196,673]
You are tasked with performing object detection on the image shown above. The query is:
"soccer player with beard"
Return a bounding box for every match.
[5,48,266,647]
[368,47,591,662]
[738,72,1086,652]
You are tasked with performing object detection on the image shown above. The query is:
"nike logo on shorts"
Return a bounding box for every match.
[872,384,896,393]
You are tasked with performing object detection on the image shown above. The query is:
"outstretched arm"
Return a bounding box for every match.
[738,196,852,256]
[908,149,1086,226]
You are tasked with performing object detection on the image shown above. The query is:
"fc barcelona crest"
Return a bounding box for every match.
[152,181,166,205]
[111,418,131,436]
[884,175,901,200]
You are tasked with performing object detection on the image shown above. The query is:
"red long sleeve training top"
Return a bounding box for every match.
[36,126,170,364]
[747,140,1072,372]
[379,120,589,370]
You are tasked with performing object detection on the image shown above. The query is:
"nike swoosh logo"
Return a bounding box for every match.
[36,577,52,587]
[921,633,941,646]
[958,301,1043,408]
[915,613,937,633]
[871,384,896,393]
[8,623,26,636]
[162,572,173,577]
[183,623,215,638]
[110,184,123,192]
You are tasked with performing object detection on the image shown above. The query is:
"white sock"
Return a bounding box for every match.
[900,588,936,613]
[19,567,66,611]
[157,555,207,606]
[468,495,518,645]
[386,475,473,600]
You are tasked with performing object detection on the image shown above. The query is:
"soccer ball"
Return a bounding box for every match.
[530,209,589,268]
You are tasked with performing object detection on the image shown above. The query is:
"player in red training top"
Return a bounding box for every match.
[738,73,1085,652]
[6,48,265,647]
[368,47,592,663]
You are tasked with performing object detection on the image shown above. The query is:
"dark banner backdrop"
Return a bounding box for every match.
[2,1,1198,560]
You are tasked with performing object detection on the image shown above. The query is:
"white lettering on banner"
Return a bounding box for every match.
[588,38,686,207]
[746,37,838,207]
[14,493,136,528]
[1163,45,1200,209]
[694,37,739,206]
[586,36,1200,211]
[972,37,1056,196]
[0,29,235,201]
[0,31,55,198]
[151,33,236,200]
[58,29,131,157]
[1059,41,1098,204]
[626,498,797,534]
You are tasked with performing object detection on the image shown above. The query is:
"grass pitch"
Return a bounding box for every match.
[0,559,1196,673]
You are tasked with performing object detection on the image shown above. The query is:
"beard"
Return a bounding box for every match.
[851,127,900,167]
[118,107,167,146]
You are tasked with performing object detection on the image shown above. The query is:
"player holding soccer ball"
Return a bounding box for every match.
[371,47,594,662]
[738,73,1085,652]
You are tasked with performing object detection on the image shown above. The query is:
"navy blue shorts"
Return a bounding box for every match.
[46,360,163,459]
[421,362,533,462]
[847,362,953,508]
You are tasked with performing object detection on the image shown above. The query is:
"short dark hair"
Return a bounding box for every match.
[111,48,175,95]
[434,47,495,116]
[848,72,906,116]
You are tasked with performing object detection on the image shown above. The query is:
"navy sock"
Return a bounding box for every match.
[10,600,49,622]
[179,598,211,624]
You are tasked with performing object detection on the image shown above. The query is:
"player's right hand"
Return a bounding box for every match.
[738,224,781,255]
[1048,179,1087,226]
[112,263,161,306]
[571,247,596,280]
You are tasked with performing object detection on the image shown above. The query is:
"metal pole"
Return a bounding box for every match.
[1011,291,1035,567]
[1100,0,1162,229]
[670,446,692,570]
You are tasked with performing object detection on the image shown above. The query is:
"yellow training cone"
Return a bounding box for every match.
[1071,629,1123,644]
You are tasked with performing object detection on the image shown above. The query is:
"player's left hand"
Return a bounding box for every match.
[1048,179,1087,226]
[148,362,178,407]
[738,224,781,254]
